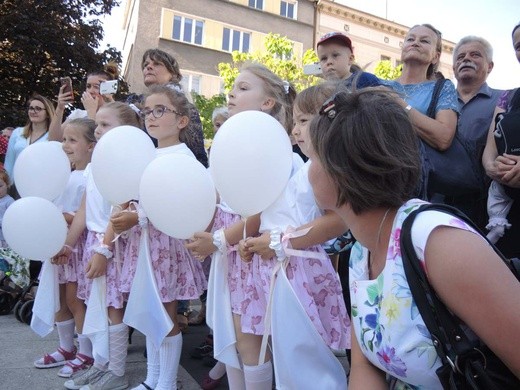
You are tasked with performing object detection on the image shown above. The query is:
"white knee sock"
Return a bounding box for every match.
[209,361,227,380]
[144,337,160,388]
[108,323,128,377]
[78,334,93,358]
[243,361,273,390]
[226,364,246,390]
[56,318,76,353]
[155,334,183,390]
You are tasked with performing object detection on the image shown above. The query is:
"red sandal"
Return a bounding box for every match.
[58,353,94,378]
[34,346,77,368]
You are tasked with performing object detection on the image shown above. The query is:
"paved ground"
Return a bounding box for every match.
[0,308,228,390]
[0,306,349,389]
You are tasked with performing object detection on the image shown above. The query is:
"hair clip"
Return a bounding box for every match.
[319,95,337,120]
[282,81,290,94]
[129,103,141,115]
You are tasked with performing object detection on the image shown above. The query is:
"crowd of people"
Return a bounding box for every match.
[0,19,519,390]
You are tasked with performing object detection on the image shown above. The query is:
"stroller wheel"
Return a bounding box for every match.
[0,292,14,315]
[21,299,34,325]
[13,300,23,322]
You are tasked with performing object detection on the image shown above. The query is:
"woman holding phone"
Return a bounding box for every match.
[49,62,119,140]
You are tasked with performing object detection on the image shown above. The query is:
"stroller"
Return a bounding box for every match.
[0,248,39,324]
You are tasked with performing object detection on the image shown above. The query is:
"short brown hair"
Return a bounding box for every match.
[141,49,182,83]
[309,88,421,214]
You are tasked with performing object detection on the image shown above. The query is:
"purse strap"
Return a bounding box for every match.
[426,78,447,119]
[399,203,519,371]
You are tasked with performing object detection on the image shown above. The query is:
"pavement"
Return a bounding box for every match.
[0,305,349,390]
[0,306,228,390]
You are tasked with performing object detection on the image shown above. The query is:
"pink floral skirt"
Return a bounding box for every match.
[120,224,207,302]
[57,230,87,285]
[77,230,126,309]
[240,246,351,350]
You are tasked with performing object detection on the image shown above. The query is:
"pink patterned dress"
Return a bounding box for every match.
[119,144,207,302]
[242,161,350,350]
[77,164,125,309]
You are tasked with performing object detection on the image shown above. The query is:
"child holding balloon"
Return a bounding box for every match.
[34,118,97,378]
[187,64,308,389]
[55,102,142,390]
[239,82,351,388]
[98,85,207,390]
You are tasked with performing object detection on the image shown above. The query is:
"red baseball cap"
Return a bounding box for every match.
[317,32,353,52]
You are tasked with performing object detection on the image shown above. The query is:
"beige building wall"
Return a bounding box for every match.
[121,0,314,97]
[317,1,455,79]
[120,0,455,97]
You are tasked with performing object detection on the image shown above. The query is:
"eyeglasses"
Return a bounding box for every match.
[140,105,180,120]
[28,106,44,113]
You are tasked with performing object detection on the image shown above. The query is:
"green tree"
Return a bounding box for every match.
[218,33,321,93]
[0,0,123,128]
[374,60,402,80]
[191,93,227,139]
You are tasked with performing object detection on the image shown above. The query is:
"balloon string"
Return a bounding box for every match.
[242,217,248,241]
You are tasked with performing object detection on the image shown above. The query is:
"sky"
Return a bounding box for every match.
[101,0,520,90]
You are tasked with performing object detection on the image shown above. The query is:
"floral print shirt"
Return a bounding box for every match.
[350,199,477,389]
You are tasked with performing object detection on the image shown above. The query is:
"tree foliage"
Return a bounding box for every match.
[0,0,124,128]
[218,33,321,93]
[191,92,227,139]
[374,60,402,80]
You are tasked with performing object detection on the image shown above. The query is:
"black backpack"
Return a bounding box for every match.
[400,203,520,389]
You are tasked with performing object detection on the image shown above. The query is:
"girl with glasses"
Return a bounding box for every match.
[94,86,207,390]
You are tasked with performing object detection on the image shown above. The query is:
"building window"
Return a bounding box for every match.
[280,1,297,19]
[248,0,263,10]
[173,15,204,45]
[180,73,201,94]
[222,28,250,53]
[381,55,391,62]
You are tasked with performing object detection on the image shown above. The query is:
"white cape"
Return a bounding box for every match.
[30,260,59,337]
[206,248,240,369]
[83,275,109,365]
[123,224,173,348]
[271,266,348,389]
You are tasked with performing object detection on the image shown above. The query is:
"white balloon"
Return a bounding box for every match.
[209,111,293,217]
[3,197,67,260]
[140,154,216,239]
[91,125,156,205]
[14,141,71,200]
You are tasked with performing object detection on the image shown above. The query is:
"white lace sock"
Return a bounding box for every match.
[209,361,227,380]
[155,334,183,390]
[107,323,129,377]
[55,318,76,357]
[243,361,273,390]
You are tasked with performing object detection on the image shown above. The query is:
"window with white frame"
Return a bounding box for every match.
[248,0,263,10]
[180,73,201,94]
[222,28,251,53]
[173,15,204,45]
[280,1,297,19]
